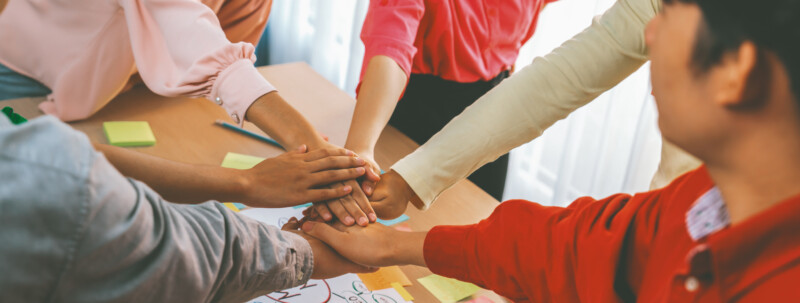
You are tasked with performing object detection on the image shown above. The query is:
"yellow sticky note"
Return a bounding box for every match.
[223,202,240,212]
[358,266,412,291]
[391,282,414,301]
[220,152,265,170]
[417,274,479,303]
[103,121,156,147]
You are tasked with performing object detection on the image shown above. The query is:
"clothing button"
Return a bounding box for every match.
[685,276,700,292]
[231,113,240,124]
[214,97,223,105]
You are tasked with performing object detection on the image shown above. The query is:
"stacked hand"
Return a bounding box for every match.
[282,216,428,270]
[281,218,379,279]
[237,145,370,208]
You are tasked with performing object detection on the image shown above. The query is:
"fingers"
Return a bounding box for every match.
[345,180,377,223]
[326,198,358,226]
[309,156,366,172]
[303,148,353,161]
[281,217,301,231]
[304,185,353,202]
[312,202,334,221]
[362,179,377,196]
[310,167,366,186]
[364,166,381,182]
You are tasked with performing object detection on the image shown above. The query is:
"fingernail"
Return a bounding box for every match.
[364,185,372,195]
[343,185,352,192]
[357,217,368,226]
[368,213,377,222]
[356,167,365,174]
[289,217,298,223]
[344,216,355,225]
[323,213,332,221]
[346,150,354,156]
[356,158,365,165]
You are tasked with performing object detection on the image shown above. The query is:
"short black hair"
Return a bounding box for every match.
[662,0,800,101]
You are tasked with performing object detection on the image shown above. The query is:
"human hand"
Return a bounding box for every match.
[298,220,428,268]
[302,144,380,227]
[282,218,378,279]
[238,145,367,208]
[351,151,382,196]
[308,179,377,227]
[367,170,422,220]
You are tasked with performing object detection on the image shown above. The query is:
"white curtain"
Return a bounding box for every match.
[266,0,663,207]
[504,0,662,206]
[266,0,368,96]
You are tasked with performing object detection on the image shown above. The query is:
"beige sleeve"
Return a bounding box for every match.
[391,0,661,209]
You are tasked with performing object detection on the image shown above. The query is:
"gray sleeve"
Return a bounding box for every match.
[0,116,314,303]
[56,152,314,303]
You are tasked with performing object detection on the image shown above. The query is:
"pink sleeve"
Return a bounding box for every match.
[358,0,425,86]
[119,0,274,125]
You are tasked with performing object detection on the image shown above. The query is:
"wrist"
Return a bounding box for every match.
[220,167,253,203]
[344,143,375,157]
[390,231,428,267]
[387,170,422,208]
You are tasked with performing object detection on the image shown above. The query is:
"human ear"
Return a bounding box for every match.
[713,41,760,108]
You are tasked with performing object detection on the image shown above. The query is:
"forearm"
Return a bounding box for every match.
[392,0,655,208]
[246,91,327,150]
[94,143,247,204]
[345,55,408,154]
[390,231,428,267]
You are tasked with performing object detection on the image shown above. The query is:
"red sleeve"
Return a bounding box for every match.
[423,184,677,301]
[358,0,424,84]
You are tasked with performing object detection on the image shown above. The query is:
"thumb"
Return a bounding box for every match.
[370,200,399,220]
[364,167,381,182]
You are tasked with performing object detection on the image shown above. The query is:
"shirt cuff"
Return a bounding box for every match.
[209,59,276,126]
[271,230,314,288]
[424,225,473,280]
[392,158,437,210]
[359,39,415,83]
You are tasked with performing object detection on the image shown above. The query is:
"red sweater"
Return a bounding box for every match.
[424,167,800,302]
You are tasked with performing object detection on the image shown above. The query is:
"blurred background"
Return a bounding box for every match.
[256,0,662,206]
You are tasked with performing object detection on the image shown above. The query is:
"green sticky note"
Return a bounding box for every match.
[220,152,265,170]
[103,121,156,147]
[417,274,480,303]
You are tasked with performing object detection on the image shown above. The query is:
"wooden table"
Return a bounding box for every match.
[5,62,505,303]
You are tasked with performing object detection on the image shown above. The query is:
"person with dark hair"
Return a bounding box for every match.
[293,0,800,301]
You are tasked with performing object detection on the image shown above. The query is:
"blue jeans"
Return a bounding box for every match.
[0,63,51,101]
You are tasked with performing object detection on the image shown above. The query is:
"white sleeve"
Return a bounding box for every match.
[392,0,660,208]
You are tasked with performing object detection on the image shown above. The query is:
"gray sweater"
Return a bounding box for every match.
[0,115,313,302]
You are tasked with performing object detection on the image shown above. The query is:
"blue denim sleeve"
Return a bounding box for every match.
[0,116,314,302]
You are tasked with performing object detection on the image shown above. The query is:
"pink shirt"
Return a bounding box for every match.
[0,0,273,125]
[360,0,557,84]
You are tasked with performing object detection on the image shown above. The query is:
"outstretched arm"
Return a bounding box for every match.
[386,0,659,213]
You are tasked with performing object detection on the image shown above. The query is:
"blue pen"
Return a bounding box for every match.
[214,119,285,150]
